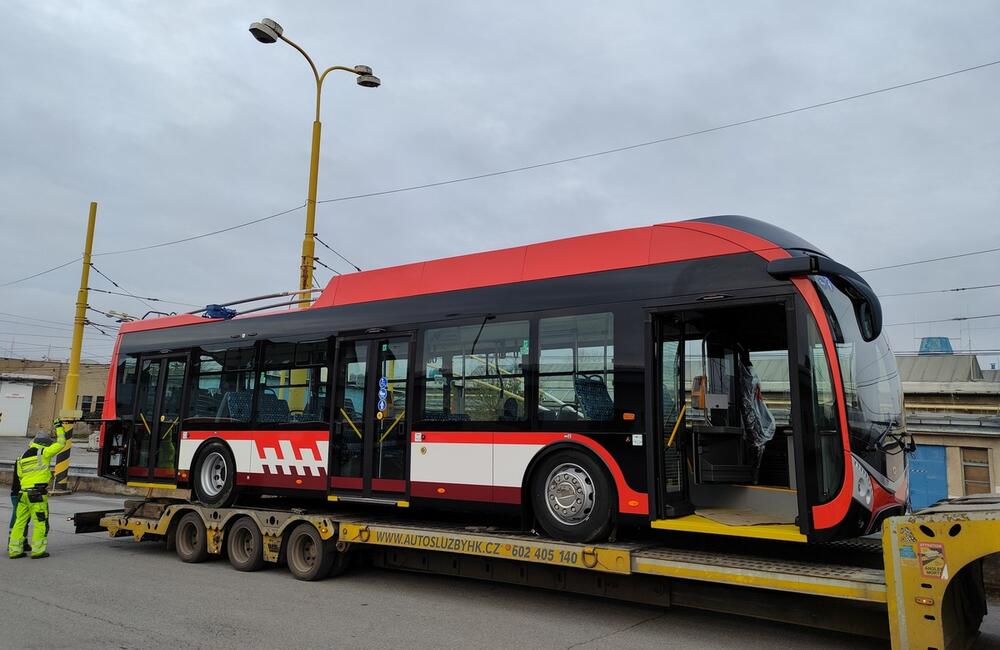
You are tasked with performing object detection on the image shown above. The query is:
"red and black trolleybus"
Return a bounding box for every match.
[99,216,909,544]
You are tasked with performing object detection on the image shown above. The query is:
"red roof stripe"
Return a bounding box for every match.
[119,220,786,335]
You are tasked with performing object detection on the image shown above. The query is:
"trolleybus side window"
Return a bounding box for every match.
[115,355,139,418]
[421,319,529,425]
[538,312,614,422]
[256,340,330,427]
[184,346,257,426]
[804,314,843,503]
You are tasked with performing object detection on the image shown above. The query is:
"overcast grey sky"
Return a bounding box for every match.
[1,1,998,366]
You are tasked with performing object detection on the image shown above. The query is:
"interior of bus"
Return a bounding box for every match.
[657,300,805,537]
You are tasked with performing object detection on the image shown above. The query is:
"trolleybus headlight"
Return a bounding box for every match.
[851,456,873,509]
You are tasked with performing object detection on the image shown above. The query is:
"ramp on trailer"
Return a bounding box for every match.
[74,496,999,649]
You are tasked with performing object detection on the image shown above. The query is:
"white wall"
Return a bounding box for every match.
[0,381,33,436]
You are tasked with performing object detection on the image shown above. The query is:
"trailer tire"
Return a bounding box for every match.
[192,441,238,507]
[227,517,265,572]
[175,512,209,563]
[285,523,336,581]
[530,449,615,543]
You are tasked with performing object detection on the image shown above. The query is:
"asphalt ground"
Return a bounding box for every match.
[2,494,998,649]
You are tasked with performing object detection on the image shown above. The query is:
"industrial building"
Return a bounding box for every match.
[0,357,109,437]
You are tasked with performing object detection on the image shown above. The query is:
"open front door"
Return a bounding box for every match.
[329,335,411,503]
[126,354,188,485]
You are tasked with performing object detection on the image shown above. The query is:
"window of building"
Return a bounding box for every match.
[80,395,93,413]
[257,341,330,426]
[538,312,614,421]
[185,346,256,425]
[422,319,529,423]
[962,448,992,495]
[95,396,105,415]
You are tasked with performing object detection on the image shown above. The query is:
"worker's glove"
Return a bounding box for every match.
[53,419,63,428]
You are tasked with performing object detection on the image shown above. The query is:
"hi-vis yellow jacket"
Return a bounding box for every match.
[15,425,67,490]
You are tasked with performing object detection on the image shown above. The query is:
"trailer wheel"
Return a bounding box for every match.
[285,523,336,581]
[175,512,209,563]
[192,441,238,507]
[530,449,615,543]
[227,517,265,572]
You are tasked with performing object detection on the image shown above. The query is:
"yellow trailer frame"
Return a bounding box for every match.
[85,497,999,649]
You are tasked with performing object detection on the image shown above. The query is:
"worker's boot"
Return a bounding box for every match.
[9,553,26,559]
[30,552,49,559]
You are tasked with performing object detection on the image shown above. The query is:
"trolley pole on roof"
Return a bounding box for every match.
[53,201,98,494]
[248,18,381,307]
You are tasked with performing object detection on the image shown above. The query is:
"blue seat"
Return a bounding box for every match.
[573,375,614,420]
[258,393,291,423]
[216,391,252,422]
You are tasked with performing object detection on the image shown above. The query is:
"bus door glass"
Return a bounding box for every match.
[330,336,411,498]
[127,354,187,483]
[656,314,693,517]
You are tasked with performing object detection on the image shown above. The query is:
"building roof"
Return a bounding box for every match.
[895,354,984,383]
[0,372,54,383]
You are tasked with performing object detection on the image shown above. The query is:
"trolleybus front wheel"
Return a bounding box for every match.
[192,441,238,507]
[531,449,615,543]
[227,516,265,572]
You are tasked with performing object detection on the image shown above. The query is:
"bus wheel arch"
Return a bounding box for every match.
[523,443,617,543]
[191,439,239,508]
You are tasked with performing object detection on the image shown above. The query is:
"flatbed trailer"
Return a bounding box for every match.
[74,495,999,649]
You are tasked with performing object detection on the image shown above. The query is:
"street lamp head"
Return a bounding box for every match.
[357,74,381,88]
[249,18,283,44]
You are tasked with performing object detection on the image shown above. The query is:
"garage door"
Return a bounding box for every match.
[0,381,33,436]
[909,444,948,510]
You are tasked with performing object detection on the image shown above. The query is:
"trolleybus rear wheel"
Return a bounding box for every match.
[175,511,210,563]
[285,523,336,581]
[227,517,265,572]
[531,449,614,543]
[192,441,238,507]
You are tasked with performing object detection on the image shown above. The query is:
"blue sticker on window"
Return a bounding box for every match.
[378,387,388,400]
[378,376,388,389]
[377,399,387,412]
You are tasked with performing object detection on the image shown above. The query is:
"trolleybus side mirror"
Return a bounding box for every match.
[766,255,883,342]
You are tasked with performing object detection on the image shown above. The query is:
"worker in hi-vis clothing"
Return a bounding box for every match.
[8,420,66,559]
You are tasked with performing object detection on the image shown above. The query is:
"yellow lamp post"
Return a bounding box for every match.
[249,18,380,305]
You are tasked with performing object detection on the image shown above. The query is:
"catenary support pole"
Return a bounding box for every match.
[53,201,97,493]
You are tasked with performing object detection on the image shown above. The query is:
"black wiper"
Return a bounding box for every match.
[873,418,913,455]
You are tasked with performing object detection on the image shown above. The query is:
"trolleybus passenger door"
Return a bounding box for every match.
[330,335,412,500]
[653,315,694,517]
[126,354,188,484]
[653,300,802,525]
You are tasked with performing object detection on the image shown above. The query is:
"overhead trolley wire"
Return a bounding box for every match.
[92,202,308,257]
[312,257,341,277]
[87,286,201,308]
[313,234,362,272]
[89,263,156,311]
[313,59,1000,205]
[879,282,1000,298]
[886,312,1000,327]
[0,257,82,288]
[861,244,1000,273]
[5,58,1000,291]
